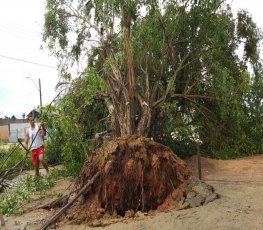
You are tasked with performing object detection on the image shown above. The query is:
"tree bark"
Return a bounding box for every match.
[123,8,136,135]
[136,105,151,136]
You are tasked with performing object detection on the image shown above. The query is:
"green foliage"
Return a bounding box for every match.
[0,140,7,146]
[41,70,108,175]
[237,10,261,62]
[150,1,262,159]
[43,3,69,49]
[43,111,86,176]
[242,66,263,154]
[0,175,54,215]
[44,139,63,165]
[0,145,32,177]
[0,168,69,216]
[163,126,197,159]
[151,103,197,159]
[48,167,71,180]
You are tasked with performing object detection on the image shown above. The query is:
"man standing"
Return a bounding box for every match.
[24,115,50,177]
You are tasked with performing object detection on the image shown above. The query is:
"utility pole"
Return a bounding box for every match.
[39,78,42,107]
[26,77,42,107]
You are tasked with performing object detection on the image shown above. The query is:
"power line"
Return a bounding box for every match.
[0,54,56,69]
[0,17,42,42]
[0,15,40,34]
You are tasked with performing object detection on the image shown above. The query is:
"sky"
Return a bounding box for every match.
[0,0,263,118]
[0,0,59,118]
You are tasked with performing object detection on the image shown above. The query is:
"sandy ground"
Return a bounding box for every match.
[2,154,263,230]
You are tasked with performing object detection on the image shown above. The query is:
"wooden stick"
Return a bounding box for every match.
[17,138,29,152]
[196,143,202,180]
[40,171,101,230]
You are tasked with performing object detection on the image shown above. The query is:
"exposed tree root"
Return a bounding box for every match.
[41,136,194,228]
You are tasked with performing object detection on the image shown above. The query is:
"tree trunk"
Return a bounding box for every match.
[123,8,136,136]
[99,8,153,138]
[136,104,152,136]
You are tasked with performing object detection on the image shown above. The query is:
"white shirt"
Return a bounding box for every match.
[28,124,44,150]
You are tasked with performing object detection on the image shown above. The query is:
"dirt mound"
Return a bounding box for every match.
[57,136,191,224]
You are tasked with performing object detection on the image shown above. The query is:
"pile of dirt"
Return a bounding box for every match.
[40,136,219,229]
[176,178,219,210]
[54,136,189,225]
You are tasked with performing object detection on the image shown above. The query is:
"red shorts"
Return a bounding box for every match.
[31,145,45,166]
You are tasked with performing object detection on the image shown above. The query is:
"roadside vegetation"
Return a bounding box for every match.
[0,163,68,216]
[0,145,32,179]
[0,144,70,216]
[0,140,7,146]
[0,175,53,215]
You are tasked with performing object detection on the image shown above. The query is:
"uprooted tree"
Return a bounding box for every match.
[41,0,262,227]
[43,0,262,154]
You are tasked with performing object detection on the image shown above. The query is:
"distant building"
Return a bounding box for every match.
[27,109,39,120]
[0,118,9,141]
[10,115,17,121]
[0,109,40,143]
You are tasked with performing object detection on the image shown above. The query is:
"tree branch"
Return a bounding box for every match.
[152,52,191,108]
[171,94,216,100]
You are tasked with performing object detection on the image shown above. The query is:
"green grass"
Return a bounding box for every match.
[0,168,67,216]
[0,140,8,146]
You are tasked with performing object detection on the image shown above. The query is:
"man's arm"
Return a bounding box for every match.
[24,130,29,149]
[39,122,46,137]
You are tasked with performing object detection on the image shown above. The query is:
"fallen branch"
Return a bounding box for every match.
[40,171,101,230]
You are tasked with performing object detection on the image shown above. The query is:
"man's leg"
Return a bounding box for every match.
[39,154,50,177]
[34,164,40,177]
[32,150,40,177]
